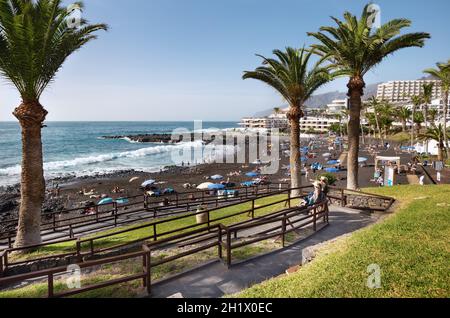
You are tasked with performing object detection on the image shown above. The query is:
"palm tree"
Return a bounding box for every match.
[367,97,383,144]
[414,112,425,134]
[397,106,412,132]
[273,107,281,115]
[334,113,344,137]
[243,47,331,196]
[410,95,423,148]
[421,83,435,154]
[424,60,450,158]
[378,103,395,138]
[422,83,435,128]
[428,109,438,124]
[418,124,449,161]
[0,0,107,248]
[308,4,430,189]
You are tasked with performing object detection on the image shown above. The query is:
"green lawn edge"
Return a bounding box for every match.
[235,185,450,298]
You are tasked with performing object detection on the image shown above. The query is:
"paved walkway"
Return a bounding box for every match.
[149,205,381,298]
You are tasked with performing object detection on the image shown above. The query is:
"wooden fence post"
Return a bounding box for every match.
[251,199,255,219]
[218,228,223,261]
[288,191,291,208]
[0,252,4,278]
[226,228,232,268]
[48,273,54,298]
[313,208,317,232]
[76,239,82,263]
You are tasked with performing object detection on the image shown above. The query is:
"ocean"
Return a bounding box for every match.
[0,121,239,187]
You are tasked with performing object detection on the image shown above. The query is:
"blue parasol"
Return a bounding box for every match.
[246,172,260,178]
[116,198,129,205]
[208,183,226,190]
[98,197,114,205]
[241,181,256,187]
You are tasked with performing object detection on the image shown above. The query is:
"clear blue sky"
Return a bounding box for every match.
[1,0,449,121]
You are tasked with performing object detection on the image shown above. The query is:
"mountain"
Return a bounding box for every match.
[253,82,380,117]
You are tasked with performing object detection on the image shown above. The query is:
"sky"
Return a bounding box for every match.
[1,0,450,122]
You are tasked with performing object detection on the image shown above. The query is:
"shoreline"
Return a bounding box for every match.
[0,137,422,231]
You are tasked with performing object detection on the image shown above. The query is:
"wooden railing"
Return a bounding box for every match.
[219,202,329,267]
[0,186,395,278]
[0,185,396,298]
[0,199,329,298]
[0,183,290,248]
[0,245,151,298]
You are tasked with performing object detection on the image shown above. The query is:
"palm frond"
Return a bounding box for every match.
[0,0,107,101]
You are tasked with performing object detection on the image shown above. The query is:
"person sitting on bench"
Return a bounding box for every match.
[299,181,325,207]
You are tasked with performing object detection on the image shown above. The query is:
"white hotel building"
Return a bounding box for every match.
[376,80,450,121]
[239,108,339,133]
[376,80,442,103]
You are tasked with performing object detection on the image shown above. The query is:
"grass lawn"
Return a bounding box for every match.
[236,185,450,298]
[386,132,411,143]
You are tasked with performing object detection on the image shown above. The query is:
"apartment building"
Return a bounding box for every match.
[326,99,349,115]
[376,80,441,103]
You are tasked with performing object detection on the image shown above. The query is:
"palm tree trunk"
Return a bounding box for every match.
[411,106,416,149]
[288,107,302,197]
[424,104,429,154]
[443,92,449,159]
[347,78,364,190]
[360,122,365,145]
[12,101,47,248]
[438,144,444,162]
[374,109,383,145]
[402,120,407,132]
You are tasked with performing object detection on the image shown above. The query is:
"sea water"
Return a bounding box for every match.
[0,121,238,186]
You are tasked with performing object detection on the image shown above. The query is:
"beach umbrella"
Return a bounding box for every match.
[210,175,224,180]
[241,181,256,187]
[98,197,114,205]
[358,157,368,163]
[129,177,140,183]
[116,198,129,205]
[327,160,340,165]
[197,182,214,190]
[246,172,260,178]
[141,179,156,187]
[301,157,308,162]
[208,184,226,190]
[322,153,332,157]
[325,168,340,173]
[162,188,175,195]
